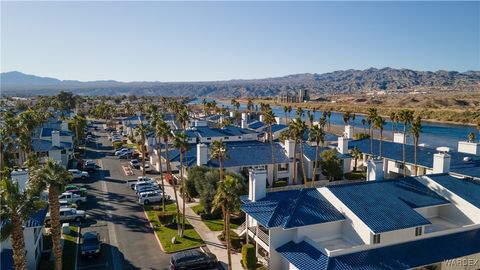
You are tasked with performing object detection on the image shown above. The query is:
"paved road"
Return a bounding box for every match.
[75,125,171,270]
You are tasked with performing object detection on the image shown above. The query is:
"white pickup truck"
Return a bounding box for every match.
[58,192,87,205]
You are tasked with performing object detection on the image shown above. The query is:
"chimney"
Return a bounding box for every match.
[248,168,267,202]
[241,112,248,121]
[241,119,248,129]
[196,143,208,166]
[393,132,404,144]
[61,121,69,132]
[458,141,480,156]
[259,115,265,122]
[52,130,61,147]
[344,125,354,139]
[337,137,349,155]
[229,111,235,118]
[11,169,29,192]
[366,158,384,181]
[284,139,295,158]
[433,153,451,174]
[275,117,281,125]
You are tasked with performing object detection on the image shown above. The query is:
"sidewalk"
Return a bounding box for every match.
[161,180,243,270]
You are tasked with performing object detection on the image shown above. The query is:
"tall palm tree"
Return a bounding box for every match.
[1,174,46,270]
[307,111,314,126]
[411,116,422,176]
[327,109,332,131]
[361,118,367,134]
[468,132,475,143]
[308,124,325,186]
[367,108,378,156]
[69,115,87,145]
[342,111,351,126]
[211,175,242,270]
[390,112,397,139]
[159,123,182,236]
[30,159,72,270]
[173,132,189,236]
[477,120,480,142]
[151,113,167,213]
[135,123,151,177]
[283,106,289,123]
[287,106,292,123]
[202,99,208,116]
[351,113,356,134]
[374,116,386,157]
[210,140,230,234]
[349,147,362,172]
[295,107,303,118]
[292,118,307,186]
[399,109,414,177]
[263,109,277,183]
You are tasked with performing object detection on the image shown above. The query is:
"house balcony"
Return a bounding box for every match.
[246,226,270,249]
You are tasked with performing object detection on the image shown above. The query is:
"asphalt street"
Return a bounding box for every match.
[75,125,171,270]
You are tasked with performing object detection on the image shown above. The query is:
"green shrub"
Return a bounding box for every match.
[354,133,370,140]
[241,244,257,270]
[344,172,366,180]
[273,180,287,188]
[113,141,124,149]
[218,230,242,250]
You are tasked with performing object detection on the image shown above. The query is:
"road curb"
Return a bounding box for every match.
[142,209,167,253]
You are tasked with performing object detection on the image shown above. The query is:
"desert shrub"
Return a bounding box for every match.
[218,230,242,250]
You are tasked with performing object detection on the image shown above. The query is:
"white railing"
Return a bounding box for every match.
[236,221,247,235]
[256,227,270,246]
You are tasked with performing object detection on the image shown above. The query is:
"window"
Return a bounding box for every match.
[277,163,289,171]
[224,137,229,140]
[415,226,423,236]
[207,138,211,141]
[373,234,381,244]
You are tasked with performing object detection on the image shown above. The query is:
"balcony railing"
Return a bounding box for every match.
[247,226,270,246]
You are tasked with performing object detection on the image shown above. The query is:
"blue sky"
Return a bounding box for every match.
[1,1,479,82]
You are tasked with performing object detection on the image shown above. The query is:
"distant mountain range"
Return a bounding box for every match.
[2,68,479,97]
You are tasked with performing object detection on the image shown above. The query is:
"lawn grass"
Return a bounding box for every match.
[144,203,203,253]
[191,204,244,232]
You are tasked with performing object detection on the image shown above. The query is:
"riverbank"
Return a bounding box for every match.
[224,98,479,127]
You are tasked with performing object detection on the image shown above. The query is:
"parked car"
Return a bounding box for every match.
[58,192,87,205]
[127,176,154,189]
[138,191,164,205]
[68,169,89,180]
[134,182,157,192]
[130,159,140,169]
[83,160,96,173]
[136,184,162,194]
[112,137,123,143]
[46,207,85,223]
[118,152,132,159]
[60,200,77,209]
[170,247,218,270]
[115,148,131,156]
[139,163,152,173]
[81,231,101,258]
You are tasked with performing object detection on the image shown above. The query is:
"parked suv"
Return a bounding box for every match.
[81,231,101,258]
[138,191,163,205]
[127,176,154,189]
[170,247,218,270]
[68,169,89,180]
[46,207,85,223]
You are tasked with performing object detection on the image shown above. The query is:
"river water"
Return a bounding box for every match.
[189,98,477,150]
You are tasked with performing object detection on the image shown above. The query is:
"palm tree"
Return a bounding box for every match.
[307,111,314,126]
[296,107,303,118]
[210,140,230,234]
[263,109,277,183]
[152,113,167,213]
[292,118,307,186]
[211,175,242,270]
[342,112,351,126]
[468,132,475,143]
[283,106,289,123]
[327,109,332,131]
[1,174,46,270]
[351,113,356,134]
[350,147,362,172]
[367,108,378,156]
[210,140,230,188]
[308,124,325,186]
[390,112,397,138]
[69,115,87,145]
[287,106,292,123]
[30,159,72,270]
[477,120,480,142]
[374,116,386,158]
[411,116,422,176]
[361,118,367,134]
[135,123,151,177]
[399,109,414,177]
[173,132,189,236]
[202,99,208,116]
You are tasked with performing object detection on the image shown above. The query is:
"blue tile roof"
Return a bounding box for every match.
[161,144,197,167]
[428,174,480,208]
[32,138,73,151]
[347,138,480,178]
[277,228,480,270]
[194,125,257,138]
[302,143,338,161]
[241,188,344,229]
[271,124,288,133]
[248,121,265,130]
[40,128,73,137]
[327,177,449,233]
[303,129,339,142]
[0,249,13,270]
[208,141,291,167]
[25,206,49,228]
